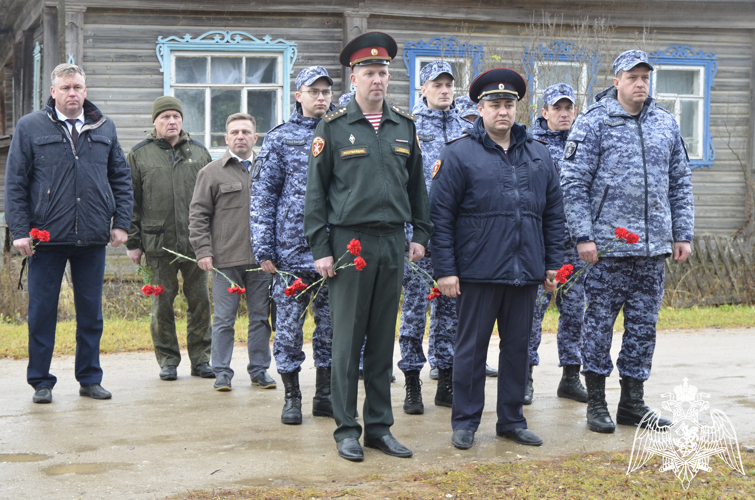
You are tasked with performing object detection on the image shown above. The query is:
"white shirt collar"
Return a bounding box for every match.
[55,106,84,126]
[228,149,254,170]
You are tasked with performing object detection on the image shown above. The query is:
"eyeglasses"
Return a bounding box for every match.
[303,89,333,98]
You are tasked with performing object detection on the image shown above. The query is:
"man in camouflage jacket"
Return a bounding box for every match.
[560,50,693,434]
[251,66,337,425]
[126,96,213,381]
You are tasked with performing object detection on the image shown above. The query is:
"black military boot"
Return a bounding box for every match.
[434,367,453,407]
[584,373,615,433]
[280,371,302,425]
[312,367,333,418]
[523,365,534,405]
[403,370,424,415]
[557,365,588,402]
[617,377,672,428]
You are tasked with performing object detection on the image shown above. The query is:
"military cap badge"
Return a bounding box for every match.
[312,136,325,157]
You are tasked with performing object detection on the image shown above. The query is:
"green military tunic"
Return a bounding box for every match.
[304,98,433,442]
[127,130,213,369]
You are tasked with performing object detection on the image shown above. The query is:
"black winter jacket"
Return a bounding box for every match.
[429,118,565,285]
[4,97,133,246]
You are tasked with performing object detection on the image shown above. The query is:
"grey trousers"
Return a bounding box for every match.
[211,266,272,379]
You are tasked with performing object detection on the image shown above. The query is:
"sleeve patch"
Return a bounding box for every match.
[252,156,265,179]
[432,159,442,178]
[564,141,578,160]
[312,136,325,157]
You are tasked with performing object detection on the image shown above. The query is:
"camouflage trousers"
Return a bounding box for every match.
[398,254,457,372]
[581,256,665,381]
[271,271,333,374]
[145,255,211,368]
[529,243,586,367]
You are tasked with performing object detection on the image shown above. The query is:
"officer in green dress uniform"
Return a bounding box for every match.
[304,32,434,462]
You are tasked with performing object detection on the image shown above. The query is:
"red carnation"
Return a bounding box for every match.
[152,285,165,296]
[555,264,574,284]
[625,232,639,245]
[615,227,629,240]
[427,290,441,300]
[284,286,296,297]
[141,284,155,296]
[37,230,51,243]
[347,239,362,256]
[30,228,40,240]
[354,256,367,271]
[292,278,307,291]
[238,287,246,295]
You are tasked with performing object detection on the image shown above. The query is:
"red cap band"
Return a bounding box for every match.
[349,46,391,66]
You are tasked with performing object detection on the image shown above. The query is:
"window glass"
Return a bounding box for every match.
[656,69,700,95]
[247,90,276,135]
[246,57,277,84]
[653,65,704,160]
[174,88,206,136]
[175,57,207,84]
[680,100,700,157]
[210,89,241,147]
[211,57,243,84]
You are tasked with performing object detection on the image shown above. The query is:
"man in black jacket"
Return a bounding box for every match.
[429,69,564,450]
[5,63,133,404]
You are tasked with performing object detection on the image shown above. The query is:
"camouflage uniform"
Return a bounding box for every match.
[560,52,694,381]
[528,84,585,368]
[338,93,354,107]
[251,67,337,375]
[398,62,469,373]
[453,95,479,123]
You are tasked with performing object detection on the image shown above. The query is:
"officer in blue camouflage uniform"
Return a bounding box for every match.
[399,61,468,415]
[454,96,480,123]
[338,92,354,107]
[527,83,587,405]
[560,50,693,434]
[251,66,337,425]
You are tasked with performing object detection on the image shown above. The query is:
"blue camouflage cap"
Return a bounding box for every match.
[454,95,479,119]
[542,83,576,107]
[420,61,455,85]
[612,50,654,75]
[295,66,334,90]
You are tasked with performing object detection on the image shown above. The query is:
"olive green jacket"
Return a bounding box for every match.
[303,99,434,260]
[126,130,212,258]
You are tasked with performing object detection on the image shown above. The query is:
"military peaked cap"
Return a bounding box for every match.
[340,32,397,68]
[469,68,526,103]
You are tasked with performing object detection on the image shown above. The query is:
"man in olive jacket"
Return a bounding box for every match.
[189,113,274,391]
[126,96,213,381]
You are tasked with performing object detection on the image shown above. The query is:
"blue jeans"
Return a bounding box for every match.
[27,245,107,389]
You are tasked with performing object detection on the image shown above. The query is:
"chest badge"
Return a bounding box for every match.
[312,136,325,157]
[349,134,355,144]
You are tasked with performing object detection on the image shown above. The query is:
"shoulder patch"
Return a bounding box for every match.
[391,105,415,121]
[432,159,442,178]
[323,107,347,123]
[252,155,266,180]
[131,138,153,152]
[445,133,470,145]
[312,136,325,157]
[564,141,578,160]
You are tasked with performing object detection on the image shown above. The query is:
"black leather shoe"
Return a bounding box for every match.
[364,434,413,458]
[337,437,364,462]
[485,364,498,377]
[33,386,53,404]
[214,375,232,391]
[160,365,177,381]
[191,362,215,378]
[451,429,475,450]
[429,366,438,380]
[251,371,277,389]
[79,384,112,400]
[497,428,543,446]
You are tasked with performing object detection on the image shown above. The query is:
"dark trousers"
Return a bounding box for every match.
[452,282,537,433]
[27,245,107,389]
[328,225,404,442]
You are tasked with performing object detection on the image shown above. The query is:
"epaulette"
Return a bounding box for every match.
[654,105,675,118]
[264,122,287,137]
[391,105,415,121]
[323,107,348,123]
[445,133,470,145]
[584,102,602,114]
[189,138,209,152]
[131,138,153,152]
[534,138,549,145]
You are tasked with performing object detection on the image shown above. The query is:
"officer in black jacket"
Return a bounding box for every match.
[429,69,565,450]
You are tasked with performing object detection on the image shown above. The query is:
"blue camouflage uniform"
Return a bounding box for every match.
[398,61,470,374]
[251,66,338,375]
[529,84,585,368]
[453,95,479,122]
[338,93,353,107]
[560,51,694,381]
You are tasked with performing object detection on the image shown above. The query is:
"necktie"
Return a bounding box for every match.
[66,119,79,145]
[241,160,252,172]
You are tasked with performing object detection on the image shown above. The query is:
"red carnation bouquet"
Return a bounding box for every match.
[29,228,51,252]
[542,226,640,300]
[405,259,442,301]
[137,264,165,297]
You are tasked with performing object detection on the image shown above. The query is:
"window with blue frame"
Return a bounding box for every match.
[403,37,484,111]
[522,41,601,123]
[649,46,717,168]
[156,31,297,153]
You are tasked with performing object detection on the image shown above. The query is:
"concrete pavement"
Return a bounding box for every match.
[1,327,754,499]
